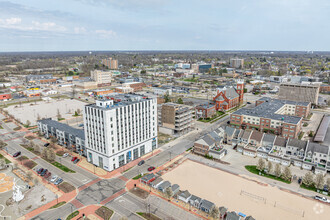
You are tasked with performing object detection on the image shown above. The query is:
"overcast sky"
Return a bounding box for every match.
[0,0,329,52]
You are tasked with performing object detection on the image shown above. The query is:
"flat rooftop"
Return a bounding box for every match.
[38,118,84,139]
[233,98,307,124]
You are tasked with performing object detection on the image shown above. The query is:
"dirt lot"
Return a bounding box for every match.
[162,160,330,220]
[58,182,75,193]
[129,187,149,199]
[6,98,86,125]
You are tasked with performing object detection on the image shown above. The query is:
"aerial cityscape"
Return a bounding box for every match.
[0,1,330,220]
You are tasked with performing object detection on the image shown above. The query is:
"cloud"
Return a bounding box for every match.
[0,17,66,32]
[74,27,87,34]
[95,29,117,38]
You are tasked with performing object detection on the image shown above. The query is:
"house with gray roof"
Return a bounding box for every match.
[171,184,180,195]
[178,190,191,203]
[304,142,329,173]
[257,134,276,158]
[157,181,171,193]
[273,136,287,155]
[249,130,264,147]
[151,177,163,188]
[225,211,240,220]
[224,126,236,144]
[219,206,228,219]
[200,199,215,213]
[193,134,216,156]
[285,139,308,159]
[38,118,86,156]
[189,195,203,209]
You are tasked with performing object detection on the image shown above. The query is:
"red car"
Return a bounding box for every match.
[71,157,77,162]
[44,171,51,179]
[148,166,155,171]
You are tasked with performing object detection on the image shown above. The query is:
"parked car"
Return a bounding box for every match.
[40,169,48,176]
[55,178,63,185]
[71,157,77,162]
[298,177,302,184]
[138,160,145,166]
[37,168,44,174]
[62,153,69,158]
[73,158,80,164]
[44,171,51,179]
[323,185,329,192]
[85,98,88,101]
[247,102,251,104]
[44,143,50,147]
[13,151,21,157]
[50,175,58,183]
[147,166,155,171]
[314,195,328,203]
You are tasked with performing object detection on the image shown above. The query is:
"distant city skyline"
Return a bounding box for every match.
[0,0,329,52]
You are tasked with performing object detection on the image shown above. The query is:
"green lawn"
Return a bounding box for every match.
[66,211,79,220]
[198,111,225,123]
[133,174,143,180]
[298,132,305,140]
[0,153,11,164]
[49,201,66,209]
[51,161,75,173]
[245,165,291,184]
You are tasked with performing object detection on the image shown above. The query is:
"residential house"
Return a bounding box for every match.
[200,199,215,213]
[268,137,287,164]
[304,142,329,173]
[178,190,192,203]
[224,126,236,144]
[257,134,276,158]
[225,211,241,220]
[237,130,252,153]
[219,206,228,219]
[189,195,203,209]
[158,181,171,193]
[209,147,227,160]
[193,135,216,156]
[171,184,180,195]
[243,131,264,157]
[151,177,163,189]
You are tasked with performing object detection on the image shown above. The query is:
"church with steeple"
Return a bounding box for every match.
[213,80,244,111]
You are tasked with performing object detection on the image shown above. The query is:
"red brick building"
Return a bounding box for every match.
[195,104,216,119]
[213,80,244,111]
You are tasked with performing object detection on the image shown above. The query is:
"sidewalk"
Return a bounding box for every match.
[76,149,162,179]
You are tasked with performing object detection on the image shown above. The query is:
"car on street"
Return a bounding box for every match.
[148,166,155,171]
[13,151,21,157]
[247,102,251,104]
[50,175,58,183]
[44,171,51,179]
[55,178,63,185]
[85,98,88,101]
[71,156,77,162]
[37,168,44,174]
[40,169,48,176]
[138,160,145,166]
[314,195,329,203]
[73,158,80,164]
[62,153,69,158]
[44,143,50,147]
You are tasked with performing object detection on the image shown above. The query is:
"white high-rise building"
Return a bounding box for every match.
[83,94,158,171]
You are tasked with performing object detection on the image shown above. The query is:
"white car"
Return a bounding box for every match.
[62,153,69,158]
[50,175,58,183]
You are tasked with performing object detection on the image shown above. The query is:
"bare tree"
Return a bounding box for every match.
[26,171,33,180]
[327,178,330,188]
[26,120,31,127]
[29,140,35,148]
[282,167,292,181]
[302,172,314,187]
[0,139,7,149]
[274,164,282,177]
[46,148,56,161]
[56,109,61,119]
[210,206,220,219]
[41,148,48,159]
[256,158,265,171]
[267,161,273,174]
[315,174,325,189]
[37,113,41,121]
[76,109,81,115]
[34,144,40,153]
[165,187,173,201]
[0,159,5,168]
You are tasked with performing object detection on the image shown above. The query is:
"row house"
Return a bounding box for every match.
[228,125,330,173]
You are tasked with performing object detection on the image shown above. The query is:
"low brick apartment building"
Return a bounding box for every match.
[195,104,216,119]
[230,97,311,138]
